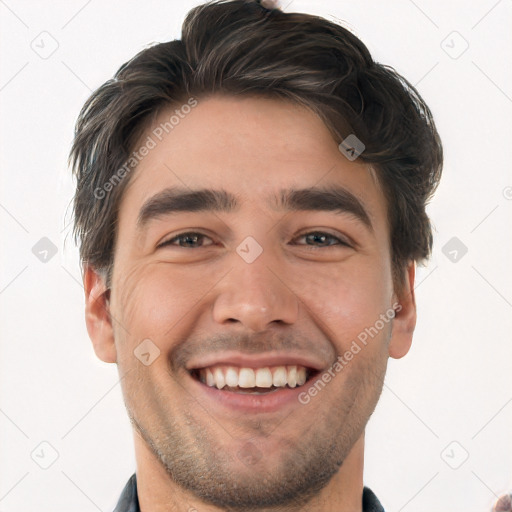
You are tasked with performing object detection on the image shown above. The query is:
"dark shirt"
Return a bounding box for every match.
[113,473,385,511]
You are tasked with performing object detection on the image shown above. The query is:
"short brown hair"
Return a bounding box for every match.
[70,0,443,292]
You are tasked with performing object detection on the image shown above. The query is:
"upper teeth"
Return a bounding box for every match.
[198,365,308,389]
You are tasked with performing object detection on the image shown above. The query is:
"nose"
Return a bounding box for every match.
[212,250,299,332]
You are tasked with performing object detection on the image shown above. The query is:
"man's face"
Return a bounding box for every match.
[92,95,413,509]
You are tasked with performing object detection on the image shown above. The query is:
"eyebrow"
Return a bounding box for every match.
[137,188,238,228]
[275,186,373,231]
[136,185,373,232]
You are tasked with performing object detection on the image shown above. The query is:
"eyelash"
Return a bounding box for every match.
[158,231,351,249]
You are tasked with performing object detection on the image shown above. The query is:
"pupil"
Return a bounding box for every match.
[184,234,199,246]
[308,233,327,245]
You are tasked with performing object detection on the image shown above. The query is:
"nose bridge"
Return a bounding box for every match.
[212,244,299,331]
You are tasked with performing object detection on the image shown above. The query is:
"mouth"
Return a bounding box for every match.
[186,362,322,413]
[184,352,326,412]
[190,364,319,394]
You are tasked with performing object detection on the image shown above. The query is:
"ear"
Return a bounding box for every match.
[83,265,117,364]
[388,261,417,359]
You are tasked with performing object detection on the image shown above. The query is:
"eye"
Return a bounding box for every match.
[158,232,214,249]
[293,231,351,248]
[157,230,351,250]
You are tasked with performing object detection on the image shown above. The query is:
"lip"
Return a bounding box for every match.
[185,351,326,372]
[187,369,317,414]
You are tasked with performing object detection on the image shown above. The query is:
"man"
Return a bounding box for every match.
[69,0,443,510]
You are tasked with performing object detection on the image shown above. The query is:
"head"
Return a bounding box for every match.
[70,1,442,510]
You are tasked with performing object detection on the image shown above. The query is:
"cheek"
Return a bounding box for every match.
[112,262,217,343]
[297,258,392,347]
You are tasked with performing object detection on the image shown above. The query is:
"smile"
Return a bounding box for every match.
[187,360,322,412]
[192,364,311,393]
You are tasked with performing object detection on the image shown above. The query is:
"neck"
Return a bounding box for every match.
[134,430,365,512]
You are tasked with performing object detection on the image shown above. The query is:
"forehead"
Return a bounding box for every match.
[118,94,388,234]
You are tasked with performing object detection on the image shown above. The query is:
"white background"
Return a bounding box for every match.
[1,0,511,511]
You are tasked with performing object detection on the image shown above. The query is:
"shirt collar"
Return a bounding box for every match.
[112,474,139,512]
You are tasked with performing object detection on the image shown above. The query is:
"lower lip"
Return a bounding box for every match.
[188,373,311,413]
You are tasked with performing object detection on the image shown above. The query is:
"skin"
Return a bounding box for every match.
[83,95,416,512]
